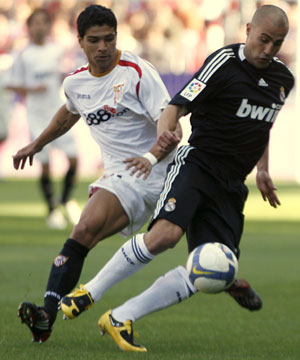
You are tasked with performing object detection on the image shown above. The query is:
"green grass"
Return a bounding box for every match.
[0,178,300,359]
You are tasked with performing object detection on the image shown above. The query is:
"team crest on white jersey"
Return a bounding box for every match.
[114,83,125,106]
[180,79,206,101]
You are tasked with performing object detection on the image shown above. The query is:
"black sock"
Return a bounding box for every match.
[44,238,89,322]
[40,175,55,213]
[61,166,76,204]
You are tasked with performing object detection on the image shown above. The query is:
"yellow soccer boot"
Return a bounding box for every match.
[60,285,94,319]
[98,310,147,352]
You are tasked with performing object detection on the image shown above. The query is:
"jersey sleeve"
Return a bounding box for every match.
[63,77,79,114]
[138,60,170,122]
[170,48,233,111]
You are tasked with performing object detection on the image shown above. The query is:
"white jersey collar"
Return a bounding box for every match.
[238,44,246,61]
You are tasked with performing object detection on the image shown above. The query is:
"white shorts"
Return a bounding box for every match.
[89,170,164,237]
[34,131,78,164]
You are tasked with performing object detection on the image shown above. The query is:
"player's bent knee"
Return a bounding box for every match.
[145,221,183,254]
[70,221,97,248]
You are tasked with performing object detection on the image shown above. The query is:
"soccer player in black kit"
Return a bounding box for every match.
[87,5,295,352]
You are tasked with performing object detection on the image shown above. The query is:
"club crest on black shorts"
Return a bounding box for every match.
[164,198,176,212]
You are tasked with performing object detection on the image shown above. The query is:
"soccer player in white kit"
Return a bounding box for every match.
[13,5,181,343]
[6,8,80,229]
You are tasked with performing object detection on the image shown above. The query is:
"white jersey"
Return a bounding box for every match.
[7,41,78,163]
[64,50,174,181]
[7,42,64,125]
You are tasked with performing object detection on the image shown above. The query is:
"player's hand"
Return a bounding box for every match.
[256,170,280,208]
[157,130,181,152]
[123,156,153,180]
[12,143,40,170]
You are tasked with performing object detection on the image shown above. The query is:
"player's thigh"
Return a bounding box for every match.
[151,161,206,231]
[71,188,129,243]
[89,172,157,237]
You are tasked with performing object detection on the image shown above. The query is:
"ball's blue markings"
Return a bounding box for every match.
[189,244,235,287]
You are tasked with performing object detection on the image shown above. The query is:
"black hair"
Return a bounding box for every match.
[27,8,51,26]
[77,4,117,38]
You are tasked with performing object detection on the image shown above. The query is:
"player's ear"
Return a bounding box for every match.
[246,23,251,36]
[78,35,83,48]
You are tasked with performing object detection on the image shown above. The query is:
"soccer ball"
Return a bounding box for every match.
[186,242,238,293]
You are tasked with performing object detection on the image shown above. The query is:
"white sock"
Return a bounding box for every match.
[85,233,154,302]
[112,266,197,323]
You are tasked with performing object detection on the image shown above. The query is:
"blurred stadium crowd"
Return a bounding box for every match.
[0,0,297,75]
[0,0,298,179]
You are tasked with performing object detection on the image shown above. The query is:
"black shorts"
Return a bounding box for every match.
[149,146,248,258]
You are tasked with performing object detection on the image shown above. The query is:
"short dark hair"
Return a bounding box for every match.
[77,5,117,38]
[27,8,51,26]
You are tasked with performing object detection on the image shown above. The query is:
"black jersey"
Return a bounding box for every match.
[170,43,294,180]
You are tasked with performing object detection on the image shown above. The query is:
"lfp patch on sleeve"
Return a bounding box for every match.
[180,79,206,101]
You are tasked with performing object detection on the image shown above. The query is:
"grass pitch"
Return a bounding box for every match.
[0,178,299,360]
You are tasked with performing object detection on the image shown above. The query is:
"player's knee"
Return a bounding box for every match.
[145,221,183,255]
[70,221,97,249]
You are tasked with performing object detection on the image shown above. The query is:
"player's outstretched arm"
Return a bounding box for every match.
[13,104,80,170]
[256,144,280,208]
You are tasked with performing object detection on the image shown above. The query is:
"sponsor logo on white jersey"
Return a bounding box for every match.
[180,79,206,101]
[236,99,281,123]
[76,93,91,99]
[83,106,130,126]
